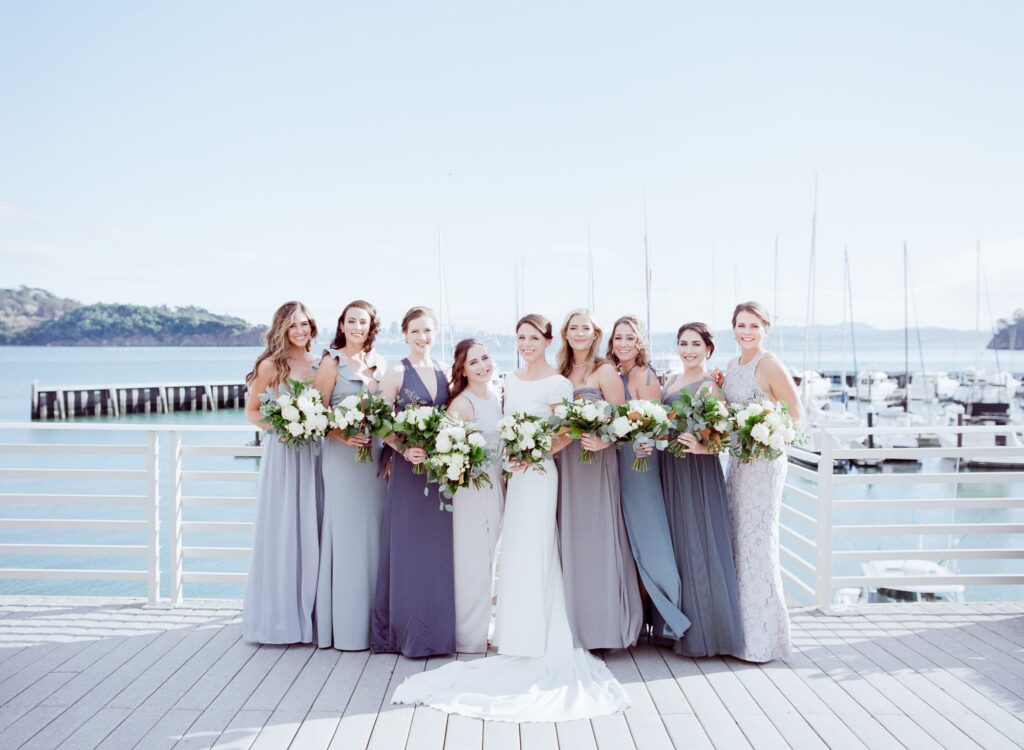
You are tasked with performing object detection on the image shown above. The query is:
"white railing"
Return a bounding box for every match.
[782,424,1024,610]
[1,422,1023,607]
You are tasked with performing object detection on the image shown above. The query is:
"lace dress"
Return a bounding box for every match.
[722,351,793,662]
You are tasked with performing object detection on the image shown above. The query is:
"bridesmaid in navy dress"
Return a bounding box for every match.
[371,306,455,657]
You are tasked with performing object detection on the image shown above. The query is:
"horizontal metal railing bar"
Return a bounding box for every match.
[834,522,1024,536]
[181,521,253,534]
[180,445,262,457]
[0,443,148,454]
[833,574,1024,586]
[780,523,817,552]
[0,518,148,531]
[786,446,820,464]
[783,484,819,503]
[781,504,817,527]
[0,468,148,481]
[787,463,820,483]
[832,549,1024,561]
[832,471,1023,486]
[0,493,147,506]
[0,422,256,433]
[834,446,1024,460]
[833,497,1024,510]
[181,496,256,508]
[182,546,250,558]
[180,471,259,483]
[779,546,816,574]
[182,571,247,584]
[781,568,815,597]
[0,543,147,555]
[0,568,148,580]
[826,424,1024,436]
[34,379,246,389]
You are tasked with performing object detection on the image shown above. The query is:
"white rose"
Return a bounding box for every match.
[580,403,599,422]
[435,434,452,453]
[314,414,329,431]
[519,422,538,437]
[281,404,300,422]
[611,416,632,438]
[783,427,797,443]
[650,405,668,423]
[296,395,315,414]
[751,422,771,444]
[287,422,304,437]
[500,427,516,441]
[765,412,782,427]
[340,395,361,409]
[714,421,730,432]
[768,432,786,451]
[446,464,463,482]
[449,426,466,442]
[531,449,542,459]
[497,416,515,429]
[350,410,365,423]
[519,438,535,450]
[468,432,487,448]
[554,405,569,419]
[275,394,292,407]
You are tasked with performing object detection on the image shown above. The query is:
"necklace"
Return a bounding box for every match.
[571,362,586,369]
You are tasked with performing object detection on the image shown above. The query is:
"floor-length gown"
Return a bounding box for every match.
[723,352,793,662]
[616,367,690,640]
[391,371,629,722]
[371,358,455,657]
[452,386,504,653]
[316,348,387,650]
[660,376,745,657]
[243,380,323,644]
[557,386,643,649]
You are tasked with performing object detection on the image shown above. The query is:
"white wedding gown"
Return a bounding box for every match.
[391,372,630,722]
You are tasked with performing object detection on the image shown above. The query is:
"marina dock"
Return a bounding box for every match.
[30,382,248,420]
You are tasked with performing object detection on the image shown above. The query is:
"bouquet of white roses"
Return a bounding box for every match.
[392,404,446,475]
[259,379,330,450]
[497,412,557,480]
[328,391,395,464]
[424,416,493,509]
[667,386,732,458]
[606,399,673,472]
[552,397,615,464]
[729,399,802,462]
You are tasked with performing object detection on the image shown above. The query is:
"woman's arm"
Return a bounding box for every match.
[312,354,337,403]
[759,356,803,422]
[596,362,626,405]
[244,360,276,428]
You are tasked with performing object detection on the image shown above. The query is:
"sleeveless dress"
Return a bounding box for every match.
[452,386,505,653]
[243,378,324,644]
[371,358,455,657]
[391,372,629,722]
[316,348,387,651]
[556,385,642,650]
[660,376,745,657]
[723,351,793,662]
[617,367,690,640]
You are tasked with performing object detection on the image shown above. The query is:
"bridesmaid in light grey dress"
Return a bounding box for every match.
[607,315,689,641]
[313,301,388,651]
[555,309,643,650]
[243,301,323,644]
[660,322,744,657]
[446,339,504,653]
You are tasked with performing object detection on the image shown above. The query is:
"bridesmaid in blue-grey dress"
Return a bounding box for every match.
[313,300,388,651]
[606,315,690,641]
[660,322,744,657]
[371,306,455,657]
[243,301,323,644]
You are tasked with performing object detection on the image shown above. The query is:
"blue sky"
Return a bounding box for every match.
[1,1,1022,333]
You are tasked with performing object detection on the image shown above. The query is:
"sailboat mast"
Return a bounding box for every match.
[774,235,783,362]
[437,230,446,362]
[903,241,910,411]
[845,249,862,416]
[643,192,652,347]
[800,174,819,407]
[587,225,595,311]
[975,242,981,373]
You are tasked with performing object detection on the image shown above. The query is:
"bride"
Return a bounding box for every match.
[391,313,630,722]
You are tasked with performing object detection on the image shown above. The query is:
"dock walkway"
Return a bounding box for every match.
[1,597,1023,748]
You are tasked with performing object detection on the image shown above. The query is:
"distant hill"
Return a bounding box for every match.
[988,310,1024,350]
[0,287,267,346]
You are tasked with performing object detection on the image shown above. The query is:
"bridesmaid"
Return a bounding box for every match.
[242,301,323,644]
[555,308,643,650]
[660,322,745,657]
[446,339,505,653]
[606,315,689,641]
[313,300,387,651]
[723,302,800,662]
[371,306,455,657]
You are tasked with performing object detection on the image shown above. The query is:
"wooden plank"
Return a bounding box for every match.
[658,649,751,749]
[627,645,694,716]
[480,720,520,750]
[0,671,74,732]
[405,706,448,750]
[602,648,672,750]
[211,709,272,750]
[519,721,558,750]
[554,719,597,750]
[366,654,429,750]
[170,708,239,750]
[205,645,288,712]
[0,705,66,750]
[660,714,714,750]
[327,652,398,750]
[57,705,132,749]
[175,638,260,710]
[0,638,93,703]
[242,644,315,711]
[443,713,484,750]
[134,708,202,750]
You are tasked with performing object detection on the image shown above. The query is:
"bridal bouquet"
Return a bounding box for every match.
[392,404,446,475]
[729,399,801,462]
[424,416,493,509]
[497,412,557,479]
[327,391,395,464]
[606,399,673,472]
[259,380,330,450]
[552,397,615,464]
[667,386,731,457]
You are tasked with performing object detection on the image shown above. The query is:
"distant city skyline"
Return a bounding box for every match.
[2,2,1021,333]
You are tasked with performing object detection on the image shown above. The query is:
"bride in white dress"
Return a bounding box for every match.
[391,313,629,722]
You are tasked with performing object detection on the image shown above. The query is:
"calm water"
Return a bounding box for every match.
[0,345,1021,603]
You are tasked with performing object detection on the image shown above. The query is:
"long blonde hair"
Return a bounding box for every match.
[245,301,318,386]
[556,308,605,379]
[605,315,650,370]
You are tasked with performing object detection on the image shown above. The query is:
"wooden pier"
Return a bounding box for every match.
[30,382,248,420]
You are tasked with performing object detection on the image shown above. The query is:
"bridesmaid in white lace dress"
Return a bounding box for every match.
[722,301,802,662]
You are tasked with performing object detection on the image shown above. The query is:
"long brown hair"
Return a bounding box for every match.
[448,338,485,405]
[732,301,771,329]
[556,308,605,378]
[401,305,437,332]
[330,299,380,352]
[677,321,715,357]
[516,313,553,340]
[605,315,650,370]
[245,301,318,386]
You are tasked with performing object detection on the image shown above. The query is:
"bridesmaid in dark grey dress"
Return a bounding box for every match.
[660,322,744,657]
[371,306,455,657]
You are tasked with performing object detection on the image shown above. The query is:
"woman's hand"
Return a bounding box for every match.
[580,433,611,452]
[676,432,709,455]
[504,458,529,473]
[633,442,654,458]
[333,432,370,447]
[403,447,427,464]
[710,368,725,388]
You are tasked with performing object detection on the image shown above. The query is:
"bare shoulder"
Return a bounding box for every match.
[758,353,789,378]
[447,394,475,421]
[254,358,277,380]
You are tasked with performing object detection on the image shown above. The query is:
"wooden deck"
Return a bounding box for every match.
[0,598,1023,749]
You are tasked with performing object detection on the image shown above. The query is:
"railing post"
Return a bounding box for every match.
[170,431,183,605]
[815,428,834,612]
[146,431,160,603]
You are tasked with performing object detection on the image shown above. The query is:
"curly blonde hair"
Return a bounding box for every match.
[555,308,606,379]
[245,301,318,386]
[605,315,650,370]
